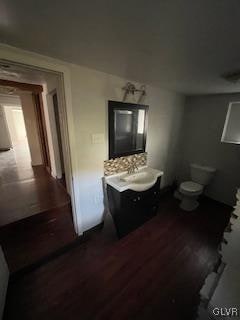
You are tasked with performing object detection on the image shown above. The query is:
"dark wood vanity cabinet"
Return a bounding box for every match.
[107,177,161,238]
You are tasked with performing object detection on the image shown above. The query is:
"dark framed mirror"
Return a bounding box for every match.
[108,100,148,159]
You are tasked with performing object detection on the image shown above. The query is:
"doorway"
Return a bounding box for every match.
[0,68,77,274]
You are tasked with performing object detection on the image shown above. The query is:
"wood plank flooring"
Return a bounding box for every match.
[0,203,77,274]
[0,147,70,226]
[0,145,75,274]
[3,196,231,320]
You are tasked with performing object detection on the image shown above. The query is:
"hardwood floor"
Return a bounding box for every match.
[0,143,75,274]
[0,146,69,226]
[0,203,77,275]
[3,195,231,320]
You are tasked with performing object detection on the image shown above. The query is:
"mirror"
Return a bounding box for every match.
[108,101,148,159]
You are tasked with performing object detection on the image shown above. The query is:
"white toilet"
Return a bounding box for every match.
[179,164,216,211]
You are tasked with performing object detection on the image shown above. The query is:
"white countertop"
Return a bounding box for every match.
[105,166,164,192]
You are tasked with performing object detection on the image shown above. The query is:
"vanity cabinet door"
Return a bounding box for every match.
[122,178,160,215]
[107,177,161,238]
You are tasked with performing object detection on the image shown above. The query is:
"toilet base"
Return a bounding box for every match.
[180,195,199,211]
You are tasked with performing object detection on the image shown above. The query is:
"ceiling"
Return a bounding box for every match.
[1,0,240,94]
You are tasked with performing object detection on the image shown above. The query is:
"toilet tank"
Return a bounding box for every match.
[190,164,216,186]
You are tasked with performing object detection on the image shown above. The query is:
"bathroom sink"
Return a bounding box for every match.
[121,170,154,182]
[105,166,163,192]
[121,171,156,191]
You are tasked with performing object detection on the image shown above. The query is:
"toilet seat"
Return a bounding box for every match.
[180,181,203,196]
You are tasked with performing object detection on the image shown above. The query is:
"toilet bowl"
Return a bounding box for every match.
[179,164,216,211]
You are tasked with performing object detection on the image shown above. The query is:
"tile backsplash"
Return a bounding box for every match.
[104,153,147,176]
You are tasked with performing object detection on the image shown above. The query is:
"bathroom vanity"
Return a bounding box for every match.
[105,167,163,238]
[106,101,163,237]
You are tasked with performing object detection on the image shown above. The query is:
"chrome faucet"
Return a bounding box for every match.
[127,162,138,174]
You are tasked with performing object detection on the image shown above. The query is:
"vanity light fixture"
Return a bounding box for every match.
[122,82,146,103]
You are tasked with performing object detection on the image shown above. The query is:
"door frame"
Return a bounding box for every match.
[47,89,65,180]
[0,46,82,235]
[0,79,51,172]
[33,92,51,173]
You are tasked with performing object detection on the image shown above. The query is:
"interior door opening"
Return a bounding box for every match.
[0,64,77,274]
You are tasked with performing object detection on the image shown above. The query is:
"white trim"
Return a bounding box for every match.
[0,44,83,235]
[221,102,233,142]
[221,101,240,144]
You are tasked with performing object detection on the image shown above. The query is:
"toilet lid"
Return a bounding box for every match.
[180,181,203,193]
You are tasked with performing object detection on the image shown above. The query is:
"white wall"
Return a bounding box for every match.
[146,86,185,187]
[69,64,185,231]
[0,94,21,150]
[0,92,43,166]
[19,92,43,166]
[0,247,9,320]
[0,106,11,150]
[0,44,185,233]
[11,107,26,141]
[177,94,240,206]
[0,94,20,106]
[4,106,26,145]
[4,107,18,145]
